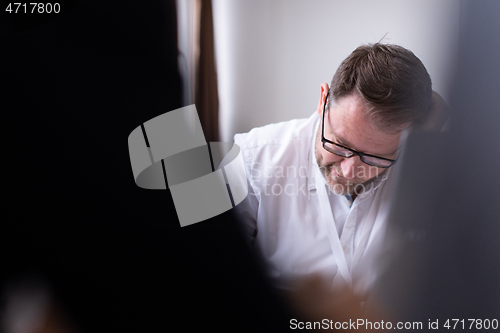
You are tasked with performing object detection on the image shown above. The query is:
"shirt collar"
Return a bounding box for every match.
[307,114,320,191]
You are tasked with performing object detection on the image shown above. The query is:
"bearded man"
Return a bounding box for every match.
[234,43,447,294]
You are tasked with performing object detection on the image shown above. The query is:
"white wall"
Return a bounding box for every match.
[213,0,460,142]
[176,0,200,106]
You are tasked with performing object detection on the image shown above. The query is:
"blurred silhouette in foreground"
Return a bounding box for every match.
[372,0,500,324]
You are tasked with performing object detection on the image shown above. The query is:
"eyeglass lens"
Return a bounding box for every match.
[323,142,392,168]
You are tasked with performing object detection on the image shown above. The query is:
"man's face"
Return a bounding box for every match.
[315,92,403,196]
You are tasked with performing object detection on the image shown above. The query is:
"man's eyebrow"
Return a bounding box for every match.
[331,130,354,149]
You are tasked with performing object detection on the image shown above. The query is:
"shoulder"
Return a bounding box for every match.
[234,112,318,150]
[233,113,318,180]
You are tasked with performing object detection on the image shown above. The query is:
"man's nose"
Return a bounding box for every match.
[340,156,360,179]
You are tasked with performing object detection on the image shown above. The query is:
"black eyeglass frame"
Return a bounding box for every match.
[321,92,397,168]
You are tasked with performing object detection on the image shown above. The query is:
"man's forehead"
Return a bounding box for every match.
[326,97,403,156]
[328,92,411,134]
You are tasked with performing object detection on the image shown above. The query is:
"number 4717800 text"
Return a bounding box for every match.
[5,3,61,14]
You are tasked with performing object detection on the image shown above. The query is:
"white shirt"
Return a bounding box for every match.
[234,112,396,294]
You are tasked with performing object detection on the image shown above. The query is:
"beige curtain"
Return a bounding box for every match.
[195,0,219,142]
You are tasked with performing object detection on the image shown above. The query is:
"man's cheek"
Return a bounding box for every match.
[355,165,382,179]
[323,153,342,164]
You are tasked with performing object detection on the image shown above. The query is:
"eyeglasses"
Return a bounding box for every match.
[321,92,397,168]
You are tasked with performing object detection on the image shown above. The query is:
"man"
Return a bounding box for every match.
[234,43,446,294]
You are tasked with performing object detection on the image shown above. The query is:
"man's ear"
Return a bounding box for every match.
[420,91,450,131]
[317,83,330,117]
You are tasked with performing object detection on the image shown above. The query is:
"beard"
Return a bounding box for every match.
[314,126,388,196]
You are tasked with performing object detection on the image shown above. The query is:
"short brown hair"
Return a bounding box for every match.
[328,43,432,133]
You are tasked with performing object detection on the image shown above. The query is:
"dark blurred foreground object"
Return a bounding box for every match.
[1,1,292,332]
[372,0,500,327]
